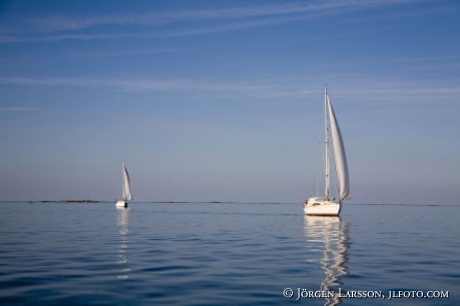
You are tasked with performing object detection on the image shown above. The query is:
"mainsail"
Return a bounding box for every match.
[122,164,132,201]
[326,94,351,201]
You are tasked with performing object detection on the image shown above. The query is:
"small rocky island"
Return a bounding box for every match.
[41,200,99,203]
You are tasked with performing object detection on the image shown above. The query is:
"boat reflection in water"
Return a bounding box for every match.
[117,207,132,280]
[304,216,350,306]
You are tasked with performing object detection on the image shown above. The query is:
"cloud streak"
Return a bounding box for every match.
[0,107,40,112]
[0,75,458,103]
[0,76,275,97]
[0,0,420,43]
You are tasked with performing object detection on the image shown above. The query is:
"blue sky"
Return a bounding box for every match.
[1,0,459,204]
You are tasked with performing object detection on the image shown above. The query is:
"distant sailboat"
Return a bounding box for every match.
[303,88,350,216]
[116,164,132,208]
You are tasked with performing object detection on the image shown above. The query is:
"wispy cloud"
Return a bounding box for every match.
[0,0,420,43]
[22,1,384,31]
[0,76,275,97]
[0,75,458,103]
[0,107,40,112]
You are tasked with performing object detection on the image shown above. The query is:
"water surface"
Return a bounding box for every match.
[0,202,458,305]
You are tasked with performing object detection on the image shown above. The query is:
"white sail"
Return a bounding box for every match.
[326,94,350,201]
[121,164,132,201]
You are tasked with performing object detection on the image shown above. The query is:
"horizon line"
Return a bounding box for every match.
[0,200,458,206]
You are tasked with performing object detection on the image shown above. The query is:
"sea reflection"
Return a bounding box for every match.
[304,216,350,306]
[117,207,132,280]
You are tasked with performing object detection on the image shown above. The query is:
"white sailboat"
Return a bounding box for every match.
[303,88,350,216]
[116,164,132,208]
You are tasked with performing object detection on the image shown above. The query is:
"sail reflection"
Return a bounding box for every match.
[304,216,350,306]
[117,207,132,279]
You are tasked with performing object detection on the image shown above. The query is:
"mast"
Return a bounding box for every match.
[121,163,126,201]
[324,87,330,200]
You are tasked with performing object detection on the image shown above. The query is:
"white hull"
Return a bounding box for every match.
[303,197,341,216]
[116,200,128,208]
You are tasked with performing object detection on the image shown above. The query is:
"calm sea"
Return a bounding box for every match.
[0,202,458,305]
